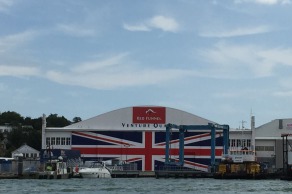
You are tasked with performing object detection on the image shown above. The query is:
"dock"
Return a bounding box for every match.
[0,173,19,179]
[155,170,213,178]
[154,165,213,179]
[111,170,155,178]
[0,166,282,179]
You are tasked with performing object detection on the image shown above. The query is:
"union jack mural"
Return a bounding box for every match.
[71,130,223,172]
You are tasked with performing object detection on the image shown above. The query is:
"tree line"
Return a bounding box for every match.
[0,111,82,157]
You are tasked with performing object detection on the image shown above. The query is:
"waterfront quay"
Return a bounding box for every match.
[154,166,213,179]
[0,170,285,180]
[155,170,212,179]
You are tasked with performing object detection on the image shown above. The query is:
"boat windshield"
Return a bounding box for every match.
[89,162,104,168]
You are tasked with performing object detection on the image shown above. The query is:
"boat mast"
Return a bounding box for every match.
[251,115,256,156]
[240,120,246,149]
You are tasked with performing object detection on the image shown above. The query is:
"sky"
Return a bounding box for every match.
[1,0,292,129]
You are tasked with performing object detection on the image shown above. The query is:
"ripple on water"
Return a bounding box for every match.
[2,178,292,194]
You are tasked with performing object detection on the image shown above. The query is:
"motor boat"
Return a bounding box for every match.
[39,157,69,179]
[79,161,111,178]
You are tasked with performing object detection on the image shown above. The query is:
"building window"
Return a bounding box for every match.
[66,137,71,145]
[56,137,60,145]
[255,146,265,151]
[279,119,283,129]
[242,139,246,147]
[46,137,50,146]
[236,139,241,147]
[61,137,65,145]
[256,146,274,151]
[51,137,56,145]
[265,146,275,151]
[247,140,251,147]
[231,139,236,147]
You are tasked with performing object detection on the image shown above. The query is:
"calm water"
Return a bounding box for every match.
[1,178,292,194]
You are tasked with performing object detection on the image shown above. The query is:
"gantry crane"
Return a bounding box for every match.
[164,123,229,171]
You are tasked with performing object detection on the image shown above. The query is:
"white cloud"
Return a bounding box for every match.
[0,30,40,78]
[197,42,292,78]
[200,25,272,38]
[122,24,150,32]
[123,15,180,33]
[71,53,129,73]
[0,30,37,53]
[258,48,292,66]
[0,0,14,13]
[0,65,40,77]
[47,68,193,89]
[235,0,291,5]
[57,24,96,37]
[45,54,193,89]
[148,16,179,32]
[273,91,292,97]
[278,78,292,89]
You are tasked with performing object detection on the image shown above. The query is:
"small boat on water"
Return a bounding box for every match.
[79,161,111,178]
[38,157,69,179]
[214,149,263,179]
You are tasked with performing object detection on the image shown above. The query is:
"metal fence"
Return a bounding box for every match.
[0,161,18,174]
[0,160,41,174]
[1,159,138,174]
[156,165,203,172]
[107,163,138,171]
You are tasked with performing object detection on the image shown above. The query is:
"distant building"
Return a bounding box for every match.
[254,118,292,170]
[12,144,40,159]
[43,106,224,172]
[229,117,292,172]
[41,105,292,172]
[0,125,12,133]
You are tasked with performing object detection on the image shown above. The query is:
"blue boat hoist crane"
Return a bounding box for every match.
[164,123,229,171]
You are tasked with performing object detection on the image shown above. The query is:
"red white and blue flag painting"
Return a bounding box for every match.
[71,130,223,172]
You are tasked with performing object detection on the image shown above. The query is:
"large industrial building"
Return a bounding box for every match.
[42,106,226,172]
[42,106,291,172]
[230,118,292,171]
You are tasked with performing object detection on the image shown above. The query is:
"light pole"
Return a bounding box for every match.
[124,144,130,164]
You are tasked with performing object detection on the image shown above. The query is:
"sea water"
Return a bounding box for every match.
[1,178,292,194]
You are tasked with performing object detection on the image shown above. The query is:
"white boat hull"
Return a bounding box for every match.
[79,168,111,178]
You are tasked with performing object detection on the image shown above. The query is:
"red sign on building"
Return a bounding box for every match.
[132,107,166,124]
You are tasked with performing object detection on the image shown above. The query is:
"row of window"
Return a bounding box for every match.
[46,137,71,146]
[229,139,275,151]
[23,153,39,158]
[255,146,275,151]
[229,139,251,148]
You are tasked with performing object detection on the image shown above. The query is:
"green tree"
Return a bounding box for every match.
[7,127,25,149]
[0,132,3,140]
[0,111,24,126]
[1,111,72,153]
[46,114,71,127]
[25,129,41,150]
[72,117,82,123]
[23,116,32,125]
[31,117,42,130]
